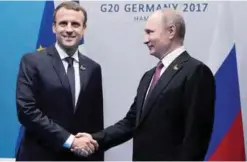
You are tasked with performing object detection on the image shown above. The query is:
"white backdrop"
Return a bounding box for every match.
[54,1,247,160]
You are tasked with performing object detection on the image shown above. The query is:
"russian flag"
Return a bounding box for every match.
[205,2,245,161]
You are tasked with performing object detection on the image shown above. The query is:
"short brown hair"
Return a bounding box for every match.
[53,1,87,27]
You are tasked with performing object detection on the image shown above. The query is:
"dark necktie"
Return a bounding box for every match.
[65,57,75,106]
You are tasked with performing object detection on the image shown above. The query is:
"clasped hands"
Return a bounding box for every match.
[71,133,98,157]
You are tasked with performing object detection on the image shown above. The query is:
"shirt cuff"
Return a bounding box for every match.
[63,134,75,149]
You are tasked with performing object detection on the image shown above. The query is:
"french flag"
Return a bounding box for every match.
[205,2,245,161]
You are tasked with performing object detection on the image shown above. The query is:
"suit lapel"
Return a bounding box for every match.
[75,53,91,108]
[47,46,71,96]
[78,53,91,92]
[136,69,155,125]
[138,52,190,125]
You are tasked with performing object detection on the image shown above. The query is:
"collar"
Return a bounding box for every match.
[161,46,185,67]
[55,42,79,62]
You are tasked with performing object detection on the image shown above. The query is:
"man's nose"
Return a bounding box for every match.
[144,35,149,45]
[65,24,73,33]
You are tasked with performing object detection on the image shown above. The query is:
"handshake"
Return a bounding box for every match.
[70,133,98,157]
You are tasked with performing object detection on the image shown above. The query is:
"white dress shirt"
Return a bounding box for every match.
[160,46,186,77]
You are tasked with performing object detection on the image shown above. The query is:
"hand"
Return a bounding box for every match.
[71,133,98,157]
[75,133,99,154]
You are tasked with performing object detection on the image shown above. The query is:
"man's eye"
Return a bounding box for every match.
[59,22,67,27]
[72,22,80,28]
[145,30,153,34]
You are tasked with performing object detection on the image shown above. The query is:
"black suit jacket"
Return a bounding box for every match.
[93,51,215,161]
[16,46,104,161]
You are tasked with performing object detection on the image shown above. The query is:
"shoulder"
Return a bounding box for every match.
[20,48,49,66]
[185,54,214,79]
[79,53,101,69]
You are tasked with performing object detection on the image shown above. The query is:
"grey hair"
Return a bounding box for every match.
[160,9,186,41]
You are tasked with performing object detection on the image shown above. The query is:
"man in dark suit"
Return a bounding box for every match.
[15,1,103,161]
[76,9,216,161]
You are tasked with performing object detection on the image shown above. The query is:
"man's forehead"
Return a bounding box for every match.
[145,14,162,28]
[144,21,158,32]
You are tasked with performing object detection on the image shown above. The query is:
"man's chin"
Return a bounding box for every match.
[149,52,156,57]
[150,52,161,59]
[62,43,78,50]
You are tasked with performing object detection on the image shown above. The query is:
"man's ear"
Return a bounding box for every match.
[83,24,87,30]
[52,23,56,34]
[168,24,176,40]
